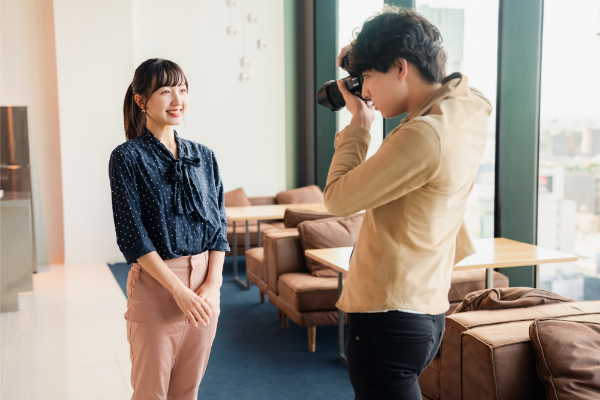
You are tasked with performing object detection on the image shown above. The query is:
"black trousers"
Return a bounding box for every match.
[346,310,445,400]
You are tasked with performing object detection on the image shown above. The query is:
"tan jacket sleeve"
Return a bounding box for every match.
[324,122,441,216]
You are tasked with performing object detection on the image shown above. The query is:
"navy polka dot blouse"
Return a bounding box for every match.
[109,127,230,265]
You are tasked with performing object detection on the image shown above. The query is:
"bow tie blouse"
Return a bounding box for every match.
[109,127,230,264]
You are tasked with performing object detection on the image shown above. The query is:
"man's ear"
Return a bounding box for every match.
[394,58,409,80]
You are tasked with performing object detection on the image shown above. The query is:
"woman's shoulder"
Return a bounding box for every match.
[110,135,147,164]
[178,136,215,159]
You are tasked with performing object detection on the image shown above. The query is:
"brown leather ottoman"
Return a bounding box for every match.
[438,301,600,400]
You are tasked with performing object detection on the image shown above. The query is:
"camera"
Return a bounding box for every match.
[316,51,365,112]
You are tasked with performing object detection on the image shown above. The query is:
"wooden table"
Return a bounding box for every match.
[226,203,328,288]
[305,238,579,362]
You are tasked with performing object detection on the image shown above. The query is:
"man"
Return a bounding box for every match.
[324,6,492,400]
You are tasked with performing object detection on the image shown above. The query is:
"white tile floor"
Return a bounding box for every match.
[0,263,132,400]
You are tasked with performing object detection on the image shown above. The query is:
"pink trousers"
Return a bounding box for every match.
[124,252,219,400]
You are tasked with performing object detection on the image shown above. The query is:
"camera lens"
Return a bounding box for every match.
[316,80,346,112]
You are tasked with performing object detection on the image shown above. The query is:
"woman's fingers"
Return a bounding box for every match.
[186,310,199,327]
[190,306,206,326]
[198,296,212,318]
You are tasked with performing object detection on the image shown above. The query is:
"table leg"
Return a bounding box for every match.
[232,220,250,289]
[257,220,262,247]
[533,264,540,288]
[485,268,494,289]
[338,271,347,363]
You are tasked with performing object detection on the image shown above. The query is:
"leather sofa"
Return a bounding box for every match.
[224,185,324,256]
[419,288,600,400]
[246,219,509,353]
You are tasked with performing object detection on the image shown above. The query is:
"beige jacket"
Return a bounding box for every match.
[324,73,491,315]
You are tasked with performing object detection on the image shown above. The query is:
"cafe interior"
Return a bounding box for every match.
[1,0,600,399]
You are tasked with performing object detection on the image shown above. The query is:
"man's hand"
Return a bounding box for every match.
[337,80,376,132]
[337,43,354,67]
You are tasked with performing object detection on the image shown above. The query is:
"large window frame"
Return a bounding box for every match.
[304,0,545,288]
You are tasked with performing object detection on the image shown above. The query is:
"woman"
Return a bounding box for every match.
[109,58,229,400]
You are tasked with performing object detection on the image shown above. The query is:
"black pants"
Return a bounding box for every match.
[346,311,445,400]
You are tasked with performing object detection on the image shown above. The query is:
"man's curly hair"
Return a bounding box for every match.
[348,6,447,83]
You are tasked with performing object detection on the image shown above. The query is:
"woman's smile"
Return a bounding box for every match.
[167,109,182,117]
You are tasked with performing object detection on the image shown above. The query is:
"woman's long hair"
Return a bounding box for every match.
[123,58,189,141]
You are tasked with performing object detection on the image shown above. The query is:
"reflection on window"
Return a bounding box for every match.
[538,0,600,300]
[417,0,499,239]
[337,0,385,160]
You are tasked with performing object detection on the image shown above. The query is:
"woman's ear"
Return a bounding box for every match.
[134,94,145,111]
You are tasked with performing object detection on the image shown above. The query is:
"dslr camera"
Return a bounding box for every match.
[316,50,365,112]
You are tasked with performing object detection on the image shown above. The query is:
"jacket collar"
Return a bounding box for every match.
[403,72,467,123]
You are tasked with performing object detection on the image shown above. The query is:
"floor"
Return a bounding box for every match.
[0,263,132,400]
[0,260,354,400]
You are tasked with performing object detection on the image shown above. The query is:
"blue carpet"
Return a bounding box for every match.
[108,256,354,399]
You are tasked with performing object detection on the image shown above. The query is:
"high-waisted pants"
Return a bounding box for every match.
[124,252,219,400]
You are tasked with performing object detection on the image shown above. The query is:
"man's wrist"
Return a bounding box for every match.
[349,114,372,131]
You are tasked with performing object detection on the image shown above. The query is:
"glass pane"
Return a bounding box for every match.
[538,0,600,300]
[337,0,385,159]
[415,0,499,239]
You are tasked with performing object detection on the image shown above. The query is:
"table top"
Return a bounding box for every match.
[225,203,329,221]
[304,238,580,274]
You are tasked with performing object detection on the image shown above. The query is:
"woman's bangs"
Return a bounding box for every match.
[150,62,188,93]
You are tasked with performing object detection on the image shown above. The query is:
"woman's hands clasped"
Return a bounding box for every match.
[172,284,215,327]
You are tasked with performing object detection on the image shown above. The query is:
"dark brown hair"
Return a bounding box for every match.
[348,6,447,83]
[123,58,188,141]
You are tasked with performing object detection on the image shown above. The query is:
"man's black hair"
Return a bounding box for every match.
[348,6,447,83]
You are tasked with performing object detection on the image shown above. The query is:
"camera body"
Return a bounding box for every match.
[316,51,365,112]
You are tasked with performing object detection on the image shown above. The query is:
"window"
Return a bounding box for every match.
[416,0,499,239]
[538,0,600,300]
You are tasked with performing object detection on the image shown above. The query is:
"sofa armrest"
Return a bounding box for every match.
[249,196,277,206]
[264,228,309,295]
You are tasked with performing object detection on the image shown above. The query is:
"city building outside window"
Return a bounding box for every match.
[538,0,600,300]
[416,0,499,239]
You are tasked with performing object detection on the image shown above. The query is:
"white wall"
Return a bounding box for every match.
[0,0,65,265]
[53,0,286,264]
[130,0,286,196]
[53,0,136,264]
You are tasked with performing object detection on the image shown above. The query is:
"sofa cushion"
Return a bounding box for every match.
[224,188,252,207]
[297,214,364,277]
[529,314,600,400]
[276,185,324,204]
[277,272,340,312]
[283,208,333,228]
[454,287,575,314]
[448,270,509,303]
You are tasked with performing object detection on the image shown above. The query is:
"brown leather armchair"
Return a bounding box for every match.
[419,290,600,400]
[248,224,509,353]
